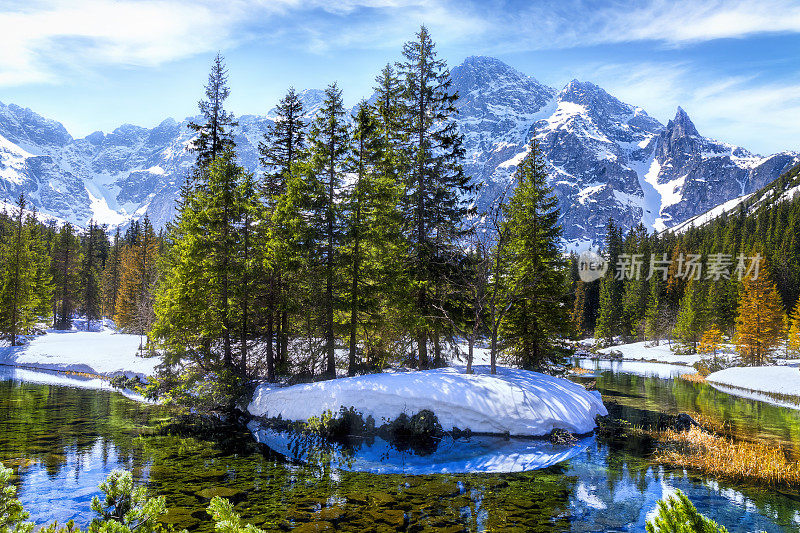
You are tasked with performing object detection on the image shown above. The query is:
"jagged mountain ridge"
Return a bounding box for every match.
[0,56,796,247]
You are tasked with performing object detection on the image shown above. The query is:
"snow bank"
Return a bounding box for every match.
[248,365,607,436]
[707,366,800,398]
[0,329,157,378]
[0,365,149,402]
[598,341,701,366]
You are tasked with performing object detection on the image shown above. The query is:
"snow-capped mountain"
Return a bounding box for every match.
[0,57,796,248]
[448,57,798,247]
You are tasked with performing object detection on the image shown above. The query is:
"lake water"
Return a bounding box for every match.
[2,362,800,531]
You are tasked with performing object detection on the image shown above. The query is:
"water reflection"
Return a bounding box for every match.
[0,366,799,532]
[248,422,591,474]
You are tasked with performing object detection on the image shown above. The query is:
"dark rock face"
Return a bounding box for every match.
[0,61,796,246]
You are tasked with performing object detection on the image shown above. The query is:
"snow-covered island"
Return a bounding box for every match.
[248,365,608,437]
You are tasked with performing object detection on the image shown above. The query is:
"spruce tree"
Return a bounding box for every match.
[81,220,104,330]
[305,82,349,378]
[397,26,474,369]
[343,102,409,375]
[153,151,251,373]
[51,223,82,330]
[673,279,708,353]
[500,137,567,369]
[188,53,238,168]
[0,196,34,344]
[103,227,122,320]
[788,298,800,357]
[595,219,623,344]
[258,86,307,377]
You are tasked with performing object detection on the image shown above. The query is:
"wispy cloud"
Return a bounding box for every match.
[3,0,800,87]
[0,0,486,86]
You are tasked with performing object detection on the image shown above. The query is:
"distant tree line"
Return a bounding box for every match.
[571,163,800,364]
[0,200,162,344]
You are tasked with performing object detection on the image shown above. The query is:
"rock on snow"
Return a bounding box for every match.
[248,365,607,436]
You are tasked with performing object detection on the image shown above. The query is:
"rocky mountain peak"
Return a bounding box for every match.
[0,101,73,149]
[669,106,700,138]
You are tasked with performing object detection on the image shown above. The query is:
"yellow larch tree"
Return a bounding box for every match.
[735,263,786,366]
[698,323,723,364]
[788,299,800,358]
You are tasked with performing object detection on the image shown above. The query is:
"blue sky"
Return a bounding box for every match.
[1,0,799,154]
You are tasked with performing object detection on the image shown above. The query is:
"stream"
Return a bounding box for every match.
[2,361,800,532]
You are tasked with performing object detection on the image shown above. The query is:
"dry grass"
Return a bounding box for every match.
[653,424,800,487]
[569,366,594,375]
[679,372,706,384]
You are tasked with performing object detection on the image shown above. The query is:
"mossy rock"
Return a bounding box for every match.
[316,506,345,521]
[196,486,245,501]
[291,521,336,532]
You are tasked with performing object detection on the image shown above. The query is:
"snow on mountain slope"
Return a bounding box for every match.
[0,59,796,246]
[667,161,800,234]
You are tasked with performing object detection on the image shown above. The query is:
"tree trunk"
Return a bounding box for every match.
[325,137,336,379]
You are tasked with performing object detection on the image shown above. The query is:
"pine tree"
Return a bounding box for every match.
[344,102,410,374]
[0,196,35,344]
[259,87,306,199]
[571,281,588,338]
[103,227,122,320]
[500,137,568,370]
[51,223,82,330]
[305,82,349,378]
[595,219,623,343]
[673,279,708,353]
[81,220,104,330]
[644,273,662,344]
[258,87,307,378]
[153,151,250,373]
[397,26,474,369]
[735,261,786,365]
[188,53,238,168]
[646,490,729,533]
[26,211,52,321]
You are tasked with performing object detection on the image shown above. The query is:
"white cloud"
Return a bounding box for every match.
[483,0,800,52]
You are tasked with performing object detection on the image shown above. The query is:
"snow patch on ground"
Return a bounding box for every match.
[248,365,607,436]
[0,328,157,378]
[598,341,701,365]
[707,366,800,398]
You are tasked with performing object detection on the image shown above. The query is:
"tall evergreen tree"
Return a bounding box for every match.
[258,86,307,378]
[51,223,82,330]
[672,279,709,353]
[500,137,568,369]
[81,220,104,330]
[397,26,474,369]
[0,196,34,344]
[304,82,349,378]
[595,219,623,343]
[342,102,408,375]
[188,53,238,168]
